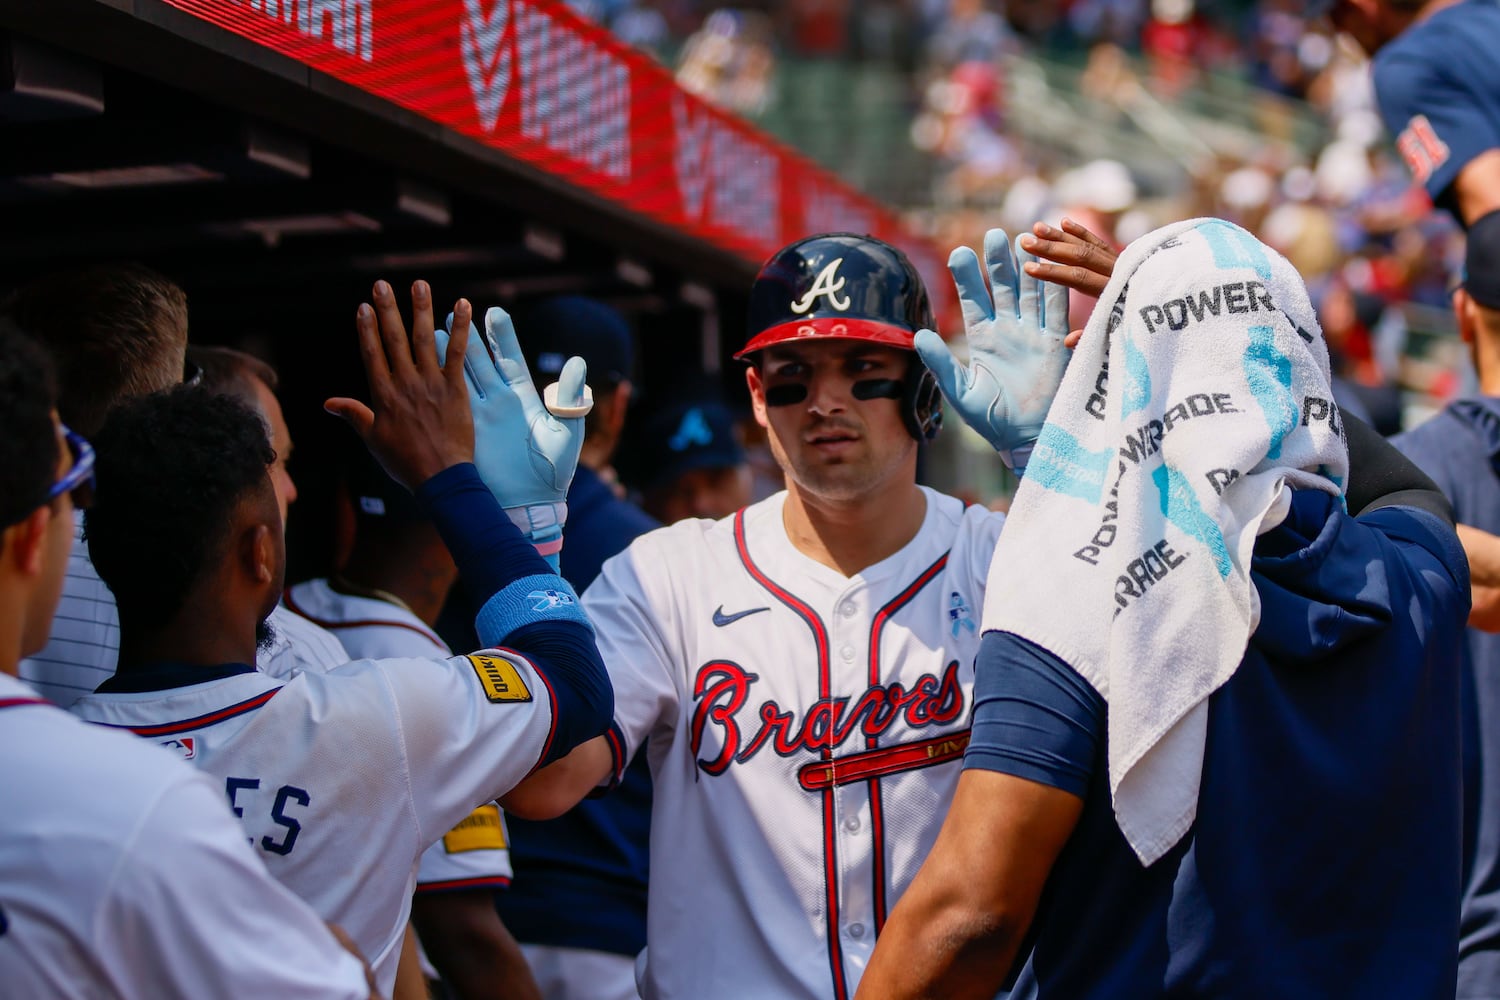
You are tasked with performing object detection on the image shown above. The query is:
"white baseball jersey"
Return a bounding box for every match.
[585,487,1002,1000]
[261,601,352,680]
[0,672,370,999]
[18,511,117,706]
[69,648,555,995]
[286,578,514,892]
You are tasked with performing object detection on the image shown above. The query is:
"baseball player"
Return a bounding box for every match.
[1317,0,1500,229]
[510,232,1069,998]
[0,320,375,999]
[859,219,1467,1000]
[68,283,611,996]
[285,443,539,1000]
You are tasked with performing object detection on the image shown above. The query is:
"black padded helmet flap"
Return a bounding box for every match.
[740,233,941,441]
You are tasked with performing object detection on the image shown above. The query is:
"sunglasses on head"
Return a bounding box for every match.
[49,425,95,509]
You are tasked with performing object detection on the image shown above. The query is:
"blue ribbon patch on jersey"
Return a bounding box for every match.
[466,651,534,704]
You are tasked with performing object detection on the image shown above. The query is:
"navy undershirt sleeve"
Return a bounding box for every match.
[417,463,612,762]
[965,631,1105,799]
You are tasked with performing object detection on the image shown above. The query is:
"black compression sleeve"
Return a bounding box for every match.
[1343,411,1454,524]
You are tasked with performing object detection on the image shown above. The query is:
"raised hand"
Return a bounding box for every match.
[325,280,474,490]
[914,228,1070,469]
[1019,218,1119,347]
[436,306,589,512]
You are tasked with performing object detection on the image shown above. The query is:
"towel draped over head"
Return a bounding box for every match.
[980,218,1349,865]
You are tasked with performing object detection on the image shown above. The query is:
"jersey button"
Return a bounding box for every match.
[841,602,857,617]
[848,923,866,939]
[840,645,855,661]
[843,816,860,833]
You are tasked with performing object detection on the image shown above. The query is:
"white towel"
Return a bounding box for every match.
[981,219,1348,865]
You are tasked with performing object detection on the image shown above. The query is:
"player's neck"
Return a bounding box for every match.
[781,480,927,576]
[116,598,262,672]
[336,547,456,628]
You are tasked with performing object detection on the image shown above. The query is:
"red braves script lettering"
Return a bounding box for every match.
[236,0,373,61]
[690,660,965,775]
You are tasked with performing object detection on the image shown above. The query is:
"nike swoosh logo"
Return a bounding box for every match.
[712,605,770,627]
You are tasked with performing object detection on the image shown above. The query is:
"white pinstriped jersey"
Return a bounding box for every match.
[585,488,1003,1000]
[286,578,514,892]
[18,512,116,707]
[18,510,345,705]
[0,673,369,999]
[69,650,555,996]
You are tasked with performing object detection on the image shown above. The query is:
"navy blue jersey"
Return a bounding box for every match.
[1374,0,1500,212]
[967,492,1468,998]
[498,462,658,956]
[1395,397,1500,995]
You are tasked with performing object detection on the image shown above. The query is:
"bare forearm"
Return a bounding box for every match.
[857,895,1023,999]
[499,734,613,819]
[1459,524,1500,589]
[411,893,542,1000]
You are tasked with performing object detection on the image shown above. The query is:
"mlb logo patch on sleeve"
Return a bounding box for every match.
[466,651,534,704]
[443,804,507,853]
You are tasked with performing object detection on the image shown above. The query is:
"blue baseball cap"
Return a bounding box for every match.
[631,400,745,491]
[1464,209,1500,310]
[517,296,634,387]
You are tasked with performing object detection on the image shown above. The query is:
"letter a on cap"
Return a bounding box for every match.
[790,258,852,314]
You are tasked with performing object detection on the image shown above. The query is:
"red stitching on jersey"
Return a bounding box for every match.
[282,589,444,648]
[865,551,949,933]
[111,687,282,737]
[414,875,512,894]
[0,697,49,710]
[734,510,848,1000]
[520,650,561,776]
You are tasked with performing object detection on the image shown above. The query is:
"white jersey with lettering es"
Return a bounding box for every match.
[285,578,515,893]
[67,647,554,996]
[586,487,1002,999]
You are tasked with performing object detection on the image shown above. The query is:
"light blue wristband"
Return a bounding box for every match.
[475,574,592,647]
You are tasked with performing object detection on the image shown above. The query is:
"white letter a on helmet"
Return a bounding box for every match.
[790,258,852,314]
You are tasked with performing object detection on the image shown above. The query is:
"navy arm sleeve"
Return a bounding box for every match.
[418,463,612,765]
[964,630,1105,799]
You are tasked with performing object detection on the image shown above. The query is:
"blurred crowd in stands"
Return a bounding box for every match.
[568,0,1465,446]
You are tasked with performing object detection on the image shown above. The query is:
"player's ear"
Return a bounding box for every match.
[1456,288,1479,346]
[3,505,53,578]
[746,366,770,429]
[239,522,277,586]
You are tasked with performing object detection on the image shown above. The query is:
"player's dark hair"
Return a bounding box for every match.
[188,344,280,403]
[2,263,188,438]
[86,386,275,628]
[0,318,61,529]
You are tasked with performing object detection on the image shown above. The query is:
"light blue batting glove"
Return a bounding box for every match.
[914,228,1070,474]
[438,307,589,569]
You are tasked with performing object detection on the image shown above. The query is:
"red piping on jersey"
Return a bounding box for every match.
[0,697,48,710]
[106,688,282,737]
[734,510,848,1000]
[282,589,444,648]
[797,729,971,790]
[414,875,512,894]
[520,649,561,777]
[866,552,949,934]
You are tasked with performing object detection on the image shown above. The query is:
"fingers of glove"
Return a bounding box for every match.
[461,322,503,402]
[982,228,1020,320]
[914,328,969,403]
[483,308,531,385]
[947,244,994,329]
[1043,278,1070,341]
[486,307,548,425]
[1015,235,1043,331]
[555,356,589,412]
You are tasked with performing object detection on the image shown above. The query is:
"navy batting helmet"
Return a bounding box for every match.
[738,233,942,441]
